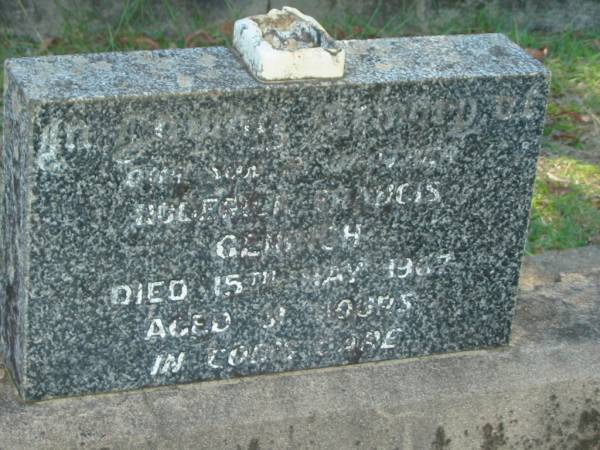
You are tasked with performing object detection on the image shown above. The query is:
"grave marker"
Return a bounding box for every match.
[1,15,548,400]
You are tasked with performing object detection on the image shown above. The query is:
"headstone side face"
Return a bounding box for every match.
[1,67,33,395]
[2,37,549,400]
[0,71,4,360]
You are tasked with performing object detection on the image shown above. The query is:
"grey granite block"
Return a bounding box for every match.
[1,33,549,400]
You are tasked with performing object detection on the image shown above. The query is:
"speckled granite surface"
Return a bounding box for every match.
[1,34,549,400]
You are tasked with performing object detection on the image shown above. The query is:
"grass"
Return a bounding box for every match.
[528,156,600,253]
[1,3,599,253]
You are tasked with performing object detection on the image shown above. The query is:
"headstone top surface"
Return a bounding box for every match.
[6,33,546,103]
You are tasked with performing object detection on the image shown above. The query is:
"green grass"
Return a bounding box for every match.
[527,156,600,253]
[1,3,599,254]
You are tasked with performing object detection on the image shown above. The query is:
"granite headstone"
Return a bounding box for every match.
[1,33,548,400]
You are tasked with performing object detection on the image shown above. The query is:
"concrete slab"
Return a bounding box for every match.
[0,246,599,449]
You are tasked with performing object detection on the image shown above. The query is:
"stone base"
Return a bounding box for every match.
[1,247,599,449]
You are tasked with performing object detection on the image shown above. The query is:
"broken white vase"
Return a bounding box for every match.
[233,6,345,82]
